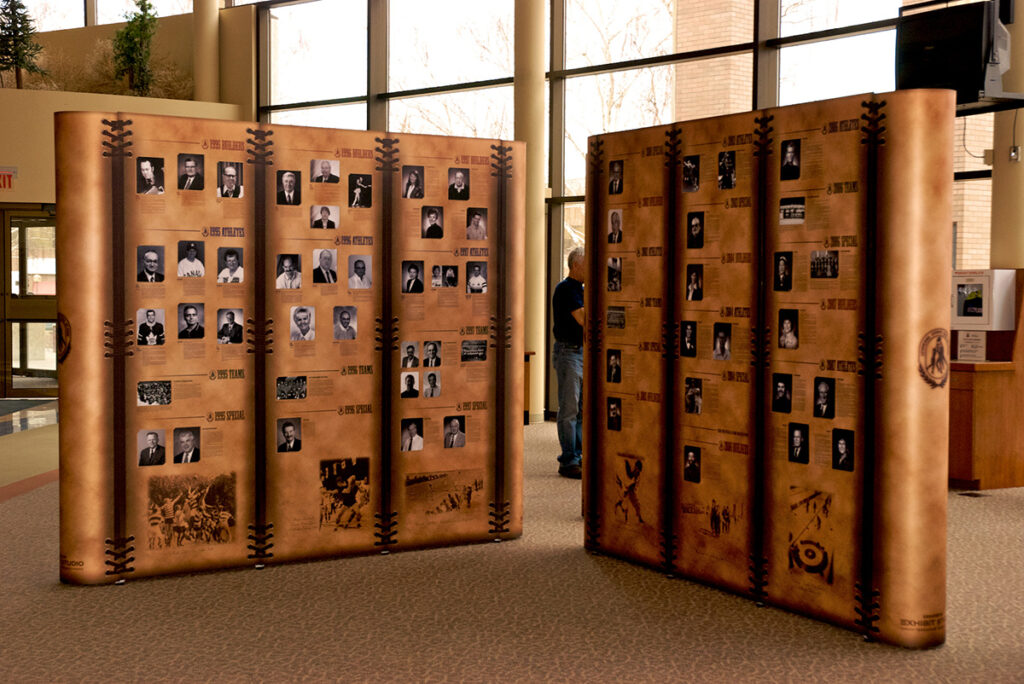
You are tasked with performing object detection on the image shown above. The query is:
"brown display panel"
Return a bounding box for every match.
[56,113,523,584]
[583,90,952,648]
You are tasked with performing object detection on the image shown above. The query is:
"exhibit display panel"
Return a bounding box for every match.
[584,90,953,648]
[56,112,524,584]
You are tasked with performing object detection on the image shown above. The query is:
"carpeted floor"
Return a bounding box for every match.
[1,422,1023,682]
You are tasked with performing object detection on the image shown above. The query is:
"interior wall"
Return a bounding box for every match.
[0,89,241,204]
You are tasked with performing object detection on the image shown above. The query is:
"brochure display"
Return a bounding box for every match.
[56,112,524,584]
[584,90,953,648]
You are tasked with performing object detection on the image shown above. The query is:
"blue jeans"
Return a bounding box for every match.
[552,341,583,466]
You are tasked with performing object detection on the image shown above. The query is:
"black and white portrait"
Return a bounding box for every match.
[311,205,338,229]
[780,139,801,181]
[276,170,301,205]
[789,422,809,464]
[778,309,799,350]
[448,168,469,200]
[772,373,792,413]
[686,211,704,249]
[422,206,444,239]
[136,307,166,346]
[311,159,340,184]
[216,247,244,284]
[349,174,372,207]
[216,308,244,344]
[682,154,700,192]
[276,376,307,400]
[276,418,302,452]
[137,156,165,195]
[176,240,205,278]
[401,166,425,199]
[813,377,836,419]
[137,245,165,283]
[774,251,792,292]
[176,154,205,191]
[216,161,243,198]
[177,303,205,340]
[832,428,854,471]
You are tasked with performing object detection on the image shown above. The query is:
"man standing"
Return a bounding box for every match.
[552,247,585,478]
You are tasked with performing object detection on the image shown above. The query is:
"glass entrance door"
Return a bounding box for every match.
[2,206,58,397]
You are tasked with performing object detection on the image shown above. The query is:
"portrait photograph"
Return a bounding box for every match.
[466,209,488,240]
[712,322,731,360]
[348,255,372,289]
[606,349,622,383]
[810,250,839,278]
[422,206,444,239]
[289,305,315,341]
[832,428,855,471]
[176,240,205,278]
[349,174,372,207]
[778,309,799,350]
[276,418,302,452]
[682,154,700,192]
[136,156,165,195]
[779,196,806,225]
[276,375,308,400]
[789,422,810,464]
[684,377,702,414]
[176,154,205,191]
[276,169,302,205]
[216,308,244,345]
[443,415,467,448]
[137,245,165,283]
[773,251,792,292]
[771,373,793,413]
[137,380,171,407]
[333,306,357,340]
[136,307,166,346]
[312,248,339,284]
[402,260,425,293]
[780,139,801,181]
[461,339,487,362]
[400,418,424,451]
[607,258,622,292]
[401,165,425,199]
[422,370,441,397]
[448,168,470,200]
[683,446,701,483]
[607,397,622,431]
[216,161,244,198]
[172,426,201,464]
[216,247,244,284]
[813,376,836,419]
[276,253,302,289]
[680,320,697,357]
[310,159,340,183]
[685,264,703,301]
[686,211,704,249]
[400,371,420,398]
[608,209,623,244]
[717,151,736,190]
[311,205,339,229]
[422,340,442,367]
[177,303,205,340]
[137,429,167,466]
[608,159,624,194]
[466,261,487,293]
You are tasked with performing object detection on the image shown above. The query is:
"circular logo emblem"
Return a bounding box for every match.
[918,328,949,389]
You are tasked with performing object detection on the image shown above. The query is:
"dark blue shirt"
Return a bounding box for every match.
[552,277,584,346]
